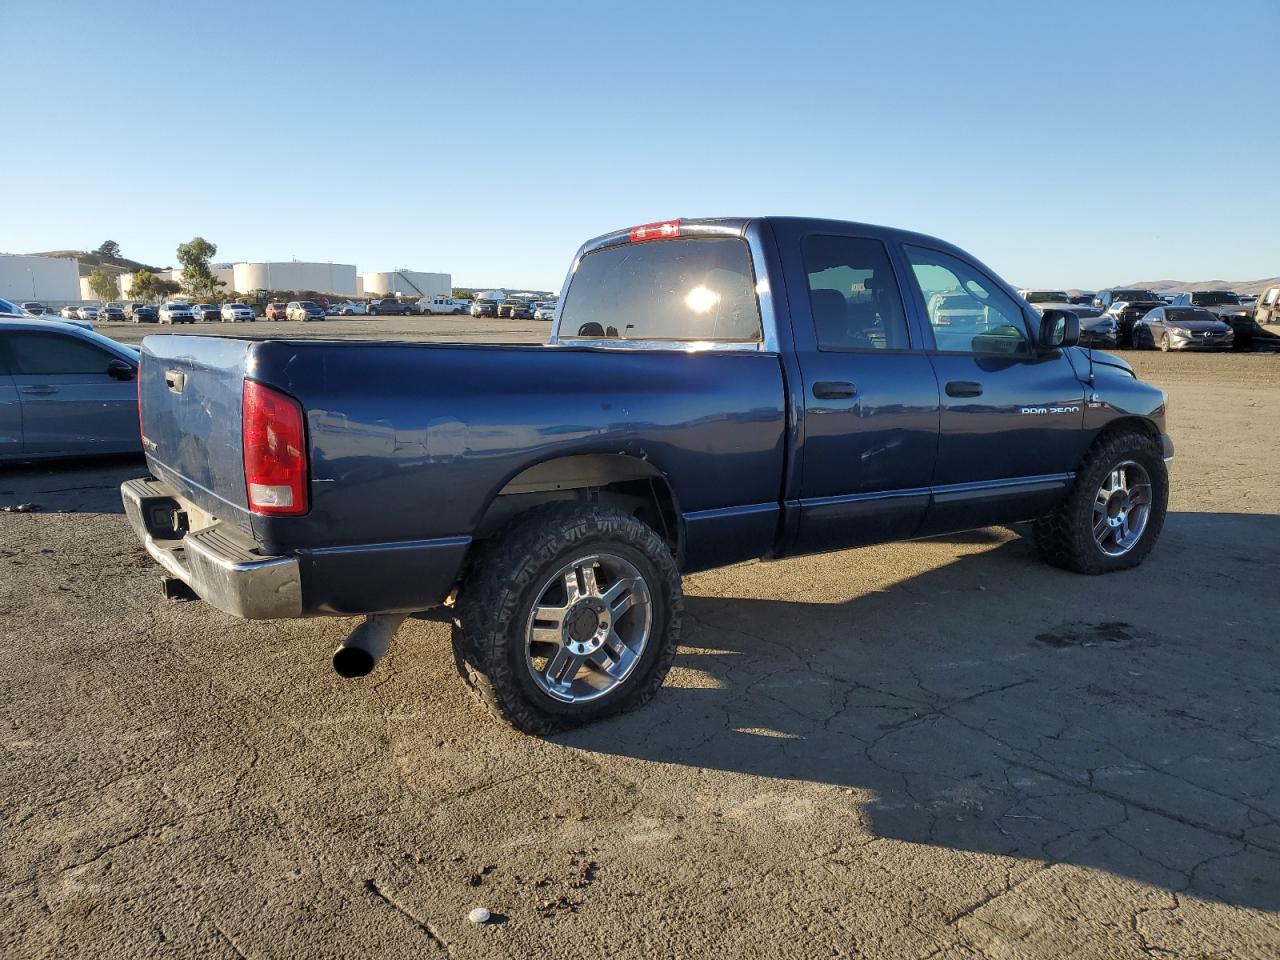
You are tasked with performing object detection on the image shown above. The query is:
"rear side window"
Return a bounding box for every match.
[6,332,115,375]
[903,245,1031,355]
[802,235,910,350]
[560,237,761,342]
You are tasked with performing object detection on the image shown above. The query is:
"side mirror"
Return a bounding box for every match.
[107,359,136,381]
[1038,309,1079,351]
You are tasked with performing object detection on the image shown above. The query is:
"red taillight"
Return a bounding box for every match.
[628,219,681,243]
[242,380,308,516]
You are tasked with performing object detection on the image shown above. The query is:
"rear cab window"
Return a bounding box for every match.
[559,237,761,343]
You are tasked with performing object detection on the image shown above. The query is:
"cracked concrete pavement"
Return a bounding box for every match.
[2,325,1278,959]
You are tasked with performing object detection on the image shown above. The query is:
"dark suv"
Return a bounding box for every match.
[367,298,413,316]
[1093,289,1165,346]
[127,302,159,323]
[470,299,499,318]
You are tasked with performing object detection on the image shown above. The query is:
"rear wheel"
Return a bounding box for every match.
[1032,431,1167,574]
[453,503,683,734]
[1160,332,1171,352]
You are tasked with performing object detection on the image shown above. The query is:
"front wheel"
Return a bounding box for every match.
[1160,332,1171,352]
[1032,431,1168,574]
[453,503,683,734]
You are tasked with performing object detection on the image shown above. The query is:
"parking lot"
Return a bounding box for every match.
[2,322,1278,959]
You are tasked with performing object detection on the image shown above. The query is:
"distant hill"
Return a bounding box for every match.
[28,250,163,277]
[1124,277,1279,297]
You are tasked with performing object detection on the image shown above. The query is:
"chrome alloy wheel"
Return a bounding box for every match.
[524,553,653,703]
[1093,461,1153,557]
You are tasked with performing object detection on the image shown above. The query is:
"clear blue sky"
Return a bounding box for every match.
[5,0,1277,290]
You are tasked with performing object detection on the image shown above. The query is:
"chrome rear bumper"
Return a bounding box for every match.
[121,477,302,619]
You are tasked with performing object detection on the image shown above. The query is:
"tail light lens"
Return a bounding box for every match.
[242,380,308,516]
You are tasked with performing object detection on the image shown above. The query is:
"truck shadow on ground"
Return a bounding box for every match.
[0,455,142,515]
[561,512,1280,911]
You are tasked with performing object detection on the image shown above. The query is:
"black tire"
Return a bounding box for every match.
[452,503,683,735]
[1031,430,1168,574]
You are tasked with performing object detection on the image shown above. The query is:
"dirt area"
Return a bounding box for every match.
[2,327,1278,959]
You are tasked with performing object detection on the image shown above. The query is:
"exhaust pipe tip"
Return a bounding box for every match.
[333,646,376,679]
[331,613,409,680]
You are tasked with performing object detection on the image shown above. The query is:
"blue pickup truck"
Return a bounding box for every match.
[122,217,1171,733]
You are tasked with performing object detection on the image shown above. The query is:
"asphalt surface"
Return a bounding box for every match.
[2,325,1279,959]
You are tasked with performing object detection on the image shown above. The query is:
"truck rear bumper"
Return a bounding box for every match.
[122,477,303,619]
[122,476,471,619]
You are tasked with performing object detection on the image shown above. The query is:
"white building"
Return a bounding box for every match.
[361,269,451,298]
[233,261,358,296]
[0,254,81,304]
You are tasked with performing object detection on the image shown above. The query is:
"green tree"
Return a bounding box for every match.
[129,268,160,301]
[95,240,122,259]
[452,288,475,300]
[177,237,218,298]
[88,269,119,302]
[156,278,181,299]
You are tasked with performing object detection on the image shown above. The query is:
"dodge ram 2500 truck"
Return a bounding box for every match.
[122,217,1172,734]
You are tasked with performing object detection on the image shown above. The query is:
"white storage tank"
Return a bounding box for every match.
[0,254,82,303]
[232,262,358,295]
[361,270,451,298]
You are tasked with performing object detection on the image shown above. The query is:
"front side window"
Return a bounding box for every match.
[560,237,761,342]
[801,235,910,350]
[903,245,1030,355]
[5,332,116,375]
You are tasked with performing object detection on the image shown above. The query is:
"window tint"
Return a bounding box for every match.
[902,245,1030,355]
[1264,288,1279,305]
[801,235,910,351]
[561,237,761,342]
[6,332,115,375]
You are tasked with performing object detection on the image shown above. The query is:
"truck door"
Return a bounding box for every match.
[896,243,1088,534]
[777,227,940,554]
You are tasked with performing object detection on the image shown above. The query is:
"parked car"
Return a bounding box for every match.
[1255,286,1280,326]
[1167,291,1256,348]
[158,302,196,325]
[285,301,325,322]
[0,318,140,462]
[123,216,1171,735]
[417,297,467,315]
[367,298,413,316]
[77,305,100,322]
[470,299,499,318]
[499,299,535,320]
[19,302,50,316]
[99,303,126,322]
[1068,292,1095,306]
[1133,306,1233,351]
[1093,290,1165,346]
[192,303,221,322]
[263,302,288,321]
[60,306,81,321]
[330,300,366,316]
[220,303,255,323]
[129,303,159,323]
[533,302,559,321]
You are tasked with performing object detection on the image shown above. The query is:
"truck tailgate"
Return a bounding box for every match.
[139,335,253,525]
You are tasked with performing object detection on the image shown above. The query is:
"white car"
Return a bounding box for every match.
[77,305,100,321]
[416,296,466,315]
[159,302,196,324]
[533,302,559,321]
[330,300,366,316]
[220,303,255,322]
